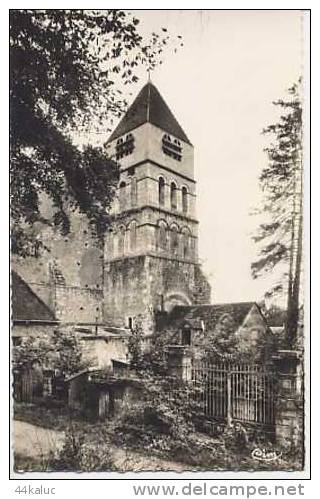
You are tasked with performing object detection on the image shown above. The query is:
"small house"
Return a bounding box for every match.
[66,365,143,421]
[159,301,274,360]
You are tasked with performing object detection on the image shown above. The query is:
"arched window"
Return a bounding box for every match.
[159,177,165,206]
[129,221,137,251]
[118,226,125,255]
[181,228,190,259]
[182,186,188,213]
[131,177,137,207]
[170,225,179,256]
[107,229,114,259]
[170,182,177,210]
[189,235,195,258]
[119,181,126,211]
[157,221,168,251]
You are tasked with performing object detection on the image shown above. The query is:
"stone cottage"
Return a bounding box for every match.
[156,301,274,360]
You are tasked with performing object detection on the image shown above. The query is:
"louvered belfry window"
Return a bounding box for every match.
[116,133,135,160]
[162,134,182,161]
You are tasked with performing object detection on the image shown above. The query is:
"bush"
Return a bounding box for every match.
[222,422,249,452]
[53,424,115,472]
[111,372,225,467]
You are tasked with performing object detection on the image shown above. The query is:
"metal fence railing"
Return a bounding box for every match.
[184,362,276,428]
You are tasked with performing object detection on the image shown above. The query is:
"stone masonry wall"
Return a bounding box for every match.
[80,336,128,369]
[103,253,211,333]
[103,255,152,329]
[12,323,56,339]
[54,286,103,323]
[148,256,196,312]
[193,265,211,305]
[12,195,105,323]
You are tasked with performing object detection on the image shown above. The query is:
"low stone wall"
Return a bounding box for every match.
[12,323,56,340]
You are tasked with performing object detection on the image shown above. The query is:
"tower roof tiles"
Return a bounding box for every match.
[107,82,192,145]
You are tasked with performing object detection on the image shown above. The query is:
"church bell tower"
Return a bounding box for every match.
[103,82,211,332]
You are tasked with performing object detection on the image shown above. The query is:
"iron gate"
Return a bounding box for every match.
[189,362,275,429]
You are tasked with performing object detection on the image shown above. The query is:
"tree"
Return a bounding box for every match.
[13,328,88,376]
[202,313,275,362]
[127,317,145,369]
[12,335,52,371]
[144,333,170,375]
[51,328,89,376]
[260,303,286,326]
[203,314,240,361]
[251,80,303,346]
[10,10,182,255]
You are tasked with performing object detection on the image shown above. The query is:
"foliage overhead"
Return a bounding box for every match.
[10,9,182,256]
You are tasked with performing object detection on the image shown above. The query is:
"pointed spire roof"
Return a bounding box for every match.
[108,82,192,145]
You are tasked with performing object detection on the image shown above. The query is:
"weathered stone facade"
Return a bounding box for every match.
[12,200,104,323]
[103,82,211,332]
[80,334,129,369]
[12,81,211,334]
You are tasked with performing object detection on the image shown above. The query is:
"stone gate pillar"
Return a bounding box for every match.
[167,345,192,381]
[272,350,304,449]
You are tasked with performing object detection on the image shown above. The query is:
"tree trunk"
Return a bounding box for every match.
[286,200,303,346]
[286,156,303,347]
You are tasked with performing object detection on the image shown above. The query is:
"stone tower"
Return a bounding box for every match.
[103,82,211,332]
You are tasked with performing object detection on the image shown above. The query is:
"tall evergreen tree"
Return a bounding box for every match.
[251,80,303,346]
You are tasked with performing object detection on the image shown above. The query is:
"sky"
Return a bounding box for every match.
[86,10,304,304]
[129,10,304,304]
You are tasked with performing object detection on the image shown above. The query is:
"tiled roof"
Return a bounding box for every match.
[166,302,256,332]
[11,271,57,322]
[107,82,192,145]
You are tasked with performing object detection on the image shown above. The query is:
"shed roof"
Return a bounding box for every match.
[11,271,57,322]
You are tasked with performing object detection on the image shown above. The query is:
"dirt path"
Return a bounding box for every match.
[13,420,187,472]
[13,420,65,459]
[112,447,187,472]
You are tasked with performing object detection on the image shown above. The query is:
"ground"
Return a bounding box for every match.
[13,403,302,473]
[14,421,63,465]
[14,420,186,472]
